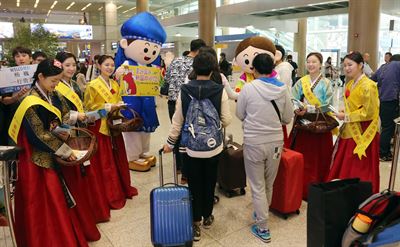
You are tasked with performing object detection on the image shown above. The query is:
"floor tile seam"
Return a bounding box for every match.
[97,227,116,247]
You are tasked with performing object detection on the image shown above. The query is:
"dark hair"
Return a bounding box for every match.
[385,52,393,57]
[189,46,222,84]
[287,54,293,59]
[12,46,32,58]
[307,52,323,64]
[252,53,274,75]
[344,51,364,65]
[94,54,100,61]
[192,52,216,76]
[55,52,76,63]
[390,54,400,62]
[32,59,63,85]
[98,55,114,65]
[32,51,47,60]
[220,52,226,58]
[78,63,88,75]
[182,50,190,56]
[275,45,285,60]
[190,39,206,52]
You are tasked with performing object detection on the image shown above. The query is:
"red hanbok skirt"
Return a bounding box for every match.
[88,120,138,209]
[61,165,102,240]
[15,130,88,247]
[327,122,380,193]
[289,129,333,199]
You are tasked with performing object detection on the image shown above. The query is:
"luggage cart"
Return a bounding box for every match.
[0,146,21,247]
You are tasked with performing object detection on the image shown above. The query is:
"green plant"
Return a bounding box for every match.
[4,22,59,66]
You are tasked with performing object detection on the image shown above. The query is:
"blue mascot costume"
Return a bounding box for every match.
[115,12,166,172]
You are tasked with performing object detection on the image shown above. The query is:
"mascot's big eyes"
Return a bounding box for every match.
[245,59,250,65]
[152,50,156,55]
[144,48,149,53]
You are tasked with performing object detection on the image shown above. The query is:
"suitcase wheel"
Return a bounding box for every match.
[296,209,300,215]
[226,191,234,198]
[240,188,246,195]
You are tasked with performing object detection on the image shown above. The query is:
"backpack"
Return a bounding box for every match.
[342,190,400,247]
[180,95,223,158]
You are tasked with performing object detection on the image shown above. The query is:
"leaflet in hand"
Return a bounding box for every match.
[292,98,305,110]
[328,105,339,114]
[86,110,101,122]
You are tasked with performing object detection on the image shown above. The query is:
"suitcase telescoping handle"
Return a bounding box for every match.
[158,148,178,187]
[389,117,400,190]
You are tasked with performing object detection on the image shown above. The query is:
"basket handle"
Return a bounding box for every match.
[109,105,141,119]
[69,127,97,158]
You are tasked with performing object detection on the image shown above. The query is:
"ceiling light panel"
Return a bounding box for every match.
[66,2,75,10]
[122,7,136,13]
[50,1,57,9]
[81,3,91,11]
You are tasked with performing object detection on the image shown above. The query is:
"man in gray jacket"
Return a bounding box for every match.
[236,53,293,243]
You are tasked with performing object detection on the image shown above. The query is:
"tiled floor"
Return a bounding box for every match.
[87,90,398,247]
[1,86,399,246]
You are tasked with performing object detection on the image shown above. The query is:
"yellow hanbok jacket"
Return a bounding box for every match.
[341,75,380,159]
[83,76,122,135]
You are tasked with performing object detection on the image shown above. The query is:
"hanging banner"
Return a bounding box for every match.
[120,65,161,96]
[0,64,37,93]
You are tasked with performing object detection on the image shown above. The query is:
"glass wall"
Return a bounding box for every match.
[306,13,400,65]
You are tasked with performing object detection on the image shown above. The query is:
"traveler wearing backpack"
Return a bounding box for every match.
[236,53,293,243]
[163,52,232,241]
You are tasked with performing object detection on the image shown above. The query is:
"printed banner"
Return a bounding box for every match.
[0,64,37,94]
[120,65,161,96]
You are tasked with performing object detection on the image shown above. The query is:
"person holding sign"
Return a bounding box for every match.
[84,55,138,209]
[55,51,110,224]
[0,46,32,145]
[114,12,167,172]
[10,59,89,247]
[327,52,380,193]
[290,52,335,199]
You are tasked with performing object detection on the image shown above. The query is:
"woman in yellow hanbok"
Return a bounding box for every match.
[327,52,380,193]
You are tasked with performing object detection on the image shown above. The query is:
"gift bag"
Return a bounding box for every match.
[307,178,373,247]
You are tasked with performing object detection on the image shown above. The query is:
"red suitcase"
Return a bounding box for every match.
[270,148,304,218]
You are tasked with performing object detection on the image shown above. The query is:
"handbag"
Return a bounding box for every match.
[160,81,169,96]
[295,107,339,133]
[307,178,373,247]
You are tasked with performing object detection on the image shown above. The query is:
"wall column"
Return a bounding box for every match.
[136,0,149,13]
[293,18,307,77]
[348,0,380,70]
[104,3,119,55]
[198,0,216,46]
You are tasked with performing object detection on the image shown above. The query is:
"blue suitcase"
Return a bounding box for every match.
[150,149,193,247]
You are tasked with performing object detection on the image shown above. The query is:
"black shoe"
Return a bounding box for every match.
[203,215,214,229]
[193,223,201,241]
[380,156,392,162]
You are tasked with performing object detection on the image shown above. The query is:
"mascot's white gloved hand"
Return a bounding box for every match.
[115,66,125,81]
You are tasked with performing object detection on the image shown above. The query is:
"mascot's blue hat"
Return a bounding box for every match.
[121,12,166,45]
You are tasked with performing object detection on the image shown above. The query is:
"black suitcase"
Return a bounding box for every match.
[217,131,246,198]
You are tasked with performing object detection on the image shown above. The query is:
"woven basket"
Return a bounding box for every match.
[295,108,339,134]
[55,127,97,166]
[107,105,143,136]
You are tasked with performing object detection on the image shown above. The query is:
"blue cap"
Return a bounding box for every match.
[120,12,166,45]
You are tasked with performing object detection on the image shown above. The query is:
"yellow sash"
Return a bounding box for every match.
[55,82,84,113]
[301,75,339,135]
[300,75,321,107]
[344,77,379,160]
[92,78,119,135]
[9,95,62,143]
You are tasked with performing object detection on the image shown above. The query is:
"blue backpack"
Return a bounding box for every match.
[180,96,223,158]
